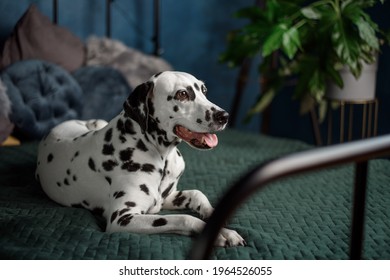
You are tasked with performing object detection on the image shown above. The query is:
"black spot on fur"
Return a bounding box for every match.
[117,214,133,226]
[167,95,173,101]
[47,153,53,163]
[141,164,155,173]
[125,201,136,208]
[121,161,141,172]
[116,119,125,134]
[176,150,182,157]
[92,207,105,217]
[71,151,79,161]
[161,160,169,181]
[102,144,115,155]
[186,85,196,101]
[205,110,211,121]
[64,178,69,186]
[173,105,179,112]
[196,118,202,124]
[136,139,148,152]
[73,175,77,182]
[113,191,126,199]
[152,218,167,227]
[119,208,130,216]
[197,205,201,211]
[105,176,112,185]
[119,135,127,143]
[56,182,61,187]
[124,119,136,135]
[194,83,200,91]
[104,128,113,142]
[88,158,96,171]
[119,148,134,162]
[140,184,150,195]
[102,160,118,171]
[111,211,119,223]
[172,191,186,207]
[66,169,71,175]
[162,182,175,198]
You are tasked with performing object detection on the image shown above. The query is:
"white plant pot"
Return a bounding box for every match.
[326,60,378,102]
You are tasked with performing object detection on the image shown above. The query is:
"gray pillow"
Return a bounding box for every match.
[0,4,85,72]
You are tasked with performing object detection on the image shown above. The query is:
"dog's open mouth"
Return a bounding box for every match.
[174,125,218,149]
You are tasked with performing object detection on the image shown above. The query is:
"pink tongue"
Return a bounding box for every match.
[203,133,218,148]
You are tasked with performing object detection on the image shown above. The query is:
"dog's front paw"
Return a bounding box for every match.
[214,228,246,247]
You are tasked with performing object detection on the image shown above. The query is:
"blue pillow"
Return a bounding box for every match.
[0,60,83,139]
[72,66,131,121]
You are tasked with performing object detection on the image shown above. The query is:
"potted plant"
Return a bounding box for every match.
[220,0,390,122]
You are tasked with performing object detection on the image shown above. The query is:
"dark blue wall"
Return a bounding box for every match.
[1,0,389,143]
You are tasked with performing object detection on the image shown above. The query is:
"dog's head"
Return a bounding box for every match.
[124,71,229,150]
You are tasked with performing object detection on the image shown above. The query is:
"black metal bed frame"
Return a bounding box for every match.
[189,134,390,259]
[51,0,161,56]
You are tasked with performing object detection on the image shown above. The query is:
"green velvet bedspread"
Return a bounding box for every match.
[0,129,389,259]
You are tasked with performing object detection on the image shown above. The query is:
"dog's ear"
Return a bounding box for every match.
[123,81,154,132]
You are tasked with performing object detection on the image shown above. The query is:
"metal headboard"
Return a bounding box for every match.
[189,134,390,260]
[51,0,161,56]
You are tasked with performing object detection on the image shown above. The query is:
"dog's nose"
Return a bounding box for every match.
[213,110,229,125]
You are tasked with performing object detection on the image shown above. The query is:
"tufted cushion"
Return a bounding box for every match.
[72,66,131,121]
[0,60,83,139]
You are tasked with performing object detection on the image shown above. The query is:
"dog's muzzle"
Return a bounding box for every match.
[174,110,229,150]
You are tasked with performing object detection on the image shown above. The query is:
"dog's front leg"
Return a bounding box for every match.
[107,213,245,247]
[107,212,204,236]
[162,190,214,220]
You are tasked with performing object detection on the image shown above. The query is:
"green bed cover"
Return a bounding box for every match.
[0,129,389,259]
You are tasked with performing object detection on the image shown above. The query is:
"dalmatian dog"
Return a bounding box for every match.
[36,71,245,247]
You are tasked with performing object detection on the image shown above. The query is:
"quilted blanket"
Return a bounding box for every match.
[0,129,389,259]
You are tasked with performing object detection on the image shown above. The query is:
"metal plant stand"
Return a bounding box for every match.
[326,99,379,145]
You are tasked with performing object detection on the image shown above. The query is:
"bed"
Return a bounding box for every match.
[1,1,390,260]
[1,130,390,260]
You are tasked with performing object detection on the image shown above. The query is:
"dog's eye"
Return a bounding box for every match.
[175,90,189,101]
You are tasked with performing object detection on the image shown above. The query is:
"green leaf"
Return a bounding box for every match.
[282,26,301,59]
[331,20,360,65]
[355,17,380,50]
[245,89,276,121]
[262,24,287,57]
[251,89,276,113]
[318,100,328,123]
[266,0,281,22]
[301,7,321,20]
